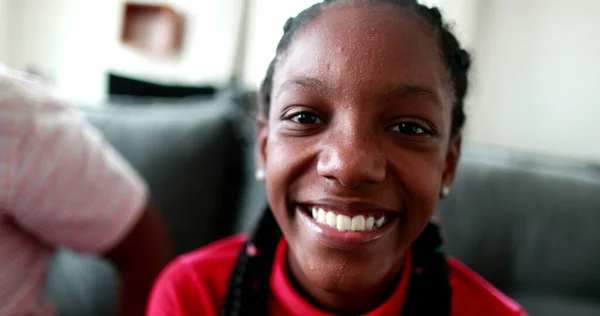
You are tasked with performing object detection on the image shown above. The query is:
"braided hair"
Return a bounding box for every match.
[223,1,471,315]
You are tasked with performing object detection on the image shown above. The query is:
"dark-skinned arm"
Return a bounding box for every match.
[104,204,173,316]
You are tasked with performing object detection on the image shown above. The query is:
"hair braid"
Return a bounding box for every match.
[221,210,281,316]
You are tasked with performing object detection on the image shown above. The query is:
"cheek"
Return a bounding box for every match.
[266,134,299,181]
[264,133,311,218]
[265,127,318,182]
[391,148,445,216]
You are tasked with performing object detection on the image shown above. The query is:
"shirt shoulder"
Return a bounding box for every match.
[0,66,61,108]
[0,65,148,252]
[449,257,527,316]
[0,67,69,212]
[178,234,247,265]
[147,235,247,316]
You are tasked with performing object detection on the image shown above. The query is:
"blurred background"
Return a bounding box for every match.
[2,1,600,315]
[0,0,599,163]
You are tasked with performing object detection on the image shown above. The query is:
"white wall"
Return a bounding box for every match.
[241,0,320,88]
[6,0,120,103]
[0,0,8,63]
[465,0,600,163]
[435,0,480,49]
[5,0,243,105]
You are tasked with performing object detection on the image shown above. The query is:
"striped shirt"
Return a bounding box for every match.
[0,66,148,315]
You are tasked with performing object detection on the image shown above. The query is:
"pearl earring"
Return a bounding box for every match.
[255,169,266,181]
[440,185,450,198]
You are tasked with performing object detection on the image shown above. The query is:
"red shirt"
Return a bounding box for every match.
[147,235,527,316]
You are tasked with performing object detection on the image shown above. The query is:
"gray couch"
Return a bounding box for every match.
[45,94,600,315]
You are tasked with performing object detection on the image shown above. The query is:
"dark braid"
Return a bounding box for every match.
[224,1,470,315]
[221,210,281,316]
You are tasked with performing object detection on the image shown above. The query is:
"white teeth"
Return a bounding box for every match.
[365,217,375,230]
[326,211,337,227]
[336,215,352,231]
[307,207,389,233]
[351,215,366,231]
[317,208,326,223]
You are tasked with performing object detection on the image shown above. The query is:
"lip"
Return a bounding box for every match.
[303,198,400,214]
[296,205,400,251]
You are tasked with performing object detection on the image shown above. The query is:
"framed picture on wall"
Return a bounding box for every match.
[121,2,183,55]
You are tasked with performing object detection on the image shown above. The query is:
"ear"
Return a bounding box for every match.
[441,133,462,188]
[255,118,269,173]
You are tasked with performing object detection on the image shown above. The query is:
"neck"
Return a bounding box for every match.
[286,251,406,314]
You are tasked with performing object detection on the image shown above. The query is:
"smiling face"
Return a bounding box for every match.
[257,1,461,313]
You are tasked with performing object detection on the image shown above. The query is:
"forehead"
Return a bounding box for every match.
[273,2,452,105]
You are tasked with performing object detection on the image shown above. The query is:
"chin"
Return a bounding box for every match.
[292,231,404,292]
[304,259,387,293]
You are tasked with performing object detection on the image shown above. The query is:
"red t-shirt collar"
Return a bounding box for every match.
[270,238,412,315]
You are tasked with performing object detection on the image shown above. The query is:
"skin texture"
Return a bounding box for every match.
[105,204,172,316]
[257,2,461,314]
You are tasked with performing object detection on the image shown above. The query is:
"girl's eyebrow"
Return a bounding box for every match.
[276,76,327,99]
[380,84,444,110]
[276,76,444,109]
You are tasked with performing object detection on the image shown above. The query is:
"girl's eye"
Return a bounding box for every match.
[389,122,431,135]
[286,112,325,125]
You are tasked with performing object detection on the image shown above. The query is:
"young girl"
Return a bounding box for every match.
[147,0,527,315]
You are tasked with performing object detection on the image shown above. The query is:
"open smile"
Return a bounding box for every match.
[296,204,402,251]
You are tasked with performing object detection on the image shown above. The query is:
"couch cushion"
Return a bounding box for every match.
[514,293,600,316]
[83,100,243,254]
[438,148,600,301]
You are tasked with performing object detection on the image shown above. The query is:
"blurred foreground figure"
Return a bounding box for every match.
[0,65,172,316]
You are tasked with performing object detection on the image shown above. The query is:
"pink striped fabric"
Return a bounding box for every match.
[0,66,148,315]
